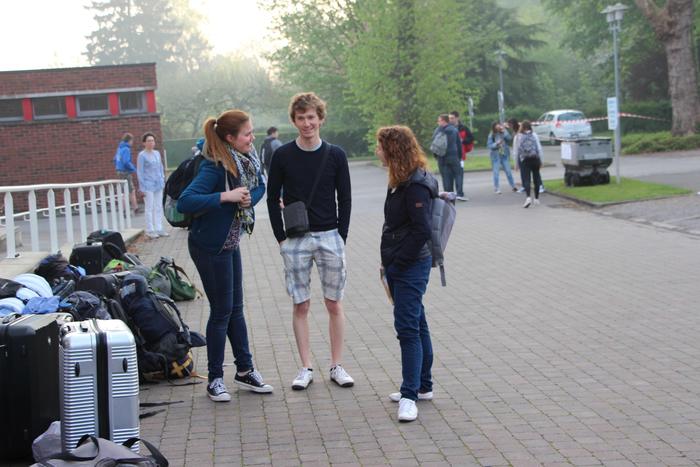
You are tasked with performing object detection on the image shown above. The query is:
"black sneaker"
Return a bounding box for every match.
[234,369,273,393]
[207,377,231,402]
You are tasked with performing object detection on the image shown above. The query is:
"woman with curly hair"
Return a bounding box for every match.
[376,125,438,422]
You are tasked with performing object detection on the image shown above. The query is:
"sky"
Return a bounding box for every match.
[0,0,273,71]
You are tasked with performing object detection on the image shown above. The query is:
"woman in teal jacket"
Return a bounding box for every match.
[177,109,271,402]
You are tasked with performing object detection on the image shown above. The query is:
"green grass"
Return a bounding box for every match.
[545,177,691,204]
[426,155,494,173]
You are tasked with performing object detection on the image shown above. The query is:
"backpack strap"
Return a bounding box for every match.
[122,437,169,466]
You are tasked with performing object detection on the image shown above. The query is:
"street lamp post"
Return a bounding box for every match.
[495,50,506,124]
[602,3,628,184]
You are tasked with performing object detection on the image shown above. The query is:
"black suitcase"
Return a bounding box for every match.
[87,229,127,255]
[69,242,108,275]
[76,273,121,299]
[0,313,71,460]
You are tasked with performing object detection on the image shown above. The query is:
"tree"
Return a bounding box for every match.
[158,54,279,139]
[263,0,362,129]
[84,0,210,72]
[344,0,472,141]
[455,0,545,114]
[542,0,699,135]
[635,0,699,135]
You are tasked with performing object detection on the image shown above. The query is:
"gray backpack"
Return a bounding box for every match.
[429,131,448,157]
[519,132,539,159]
[428,191,457,287]
[33,434,167,466]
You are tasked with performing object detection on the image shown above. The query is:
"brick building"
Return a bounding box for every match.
[0,64,162,197]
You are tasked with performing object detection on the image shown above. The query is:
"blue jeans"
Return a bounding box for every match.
[490,153,515,191]
[437,157,464,196]
[386,256,433,401]
[188,238,253,381]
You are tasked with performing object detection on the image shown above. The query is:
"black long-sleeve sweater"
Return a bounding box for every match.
[266,140,351,242]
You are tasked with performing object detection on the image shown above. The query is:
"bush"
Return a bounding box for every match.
[621,131,700,155]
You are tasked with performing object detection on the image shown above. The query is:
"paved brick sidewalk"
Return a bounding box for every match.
[133,162,700,466]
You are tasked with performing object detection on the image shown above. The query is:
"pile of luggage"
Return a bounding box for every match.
[0,230,204,464]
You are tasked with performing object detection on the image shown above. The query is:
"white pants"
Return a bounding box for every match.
[143,190,164,233]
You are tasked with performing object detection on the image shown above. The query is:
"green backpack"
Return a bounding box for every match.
[153,256,199,301]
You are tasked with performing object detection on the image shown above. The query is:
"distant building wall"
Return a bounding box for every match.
[0,63,162,210]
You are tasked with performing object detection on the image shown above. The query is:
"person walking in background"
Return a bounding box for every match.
[177,109,273,402]
[431,114,466,201]
[266,92,354,391]
[506,118,525,193]
[449,111,473,201]
[136,132,168,239]
[376,125,437,422]
[113,132,138,215]
[260,126,283,177]
[487,121,517,194]
[513,120,544,208]
[449,111,475,164]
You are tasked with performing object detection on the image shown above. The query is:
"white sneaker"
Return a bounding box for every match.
[539,185,545,194]
[456,196,469,202]
[534,198,540,206]
[398,398,417,422]
[156,231,170,237]
[146,231,159,239]
[207,377,231,402]
[330,364,354,387]
[389,391,433,402]
[292,368,313,390]
[495,189,502,194]
[523,197,532,208]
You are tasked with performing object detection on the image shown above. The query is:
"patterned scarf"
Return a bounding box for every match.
[229,146,260,235]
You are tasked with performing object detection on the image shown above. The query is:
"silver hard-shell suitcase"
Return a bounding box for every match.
[59,319,139,453]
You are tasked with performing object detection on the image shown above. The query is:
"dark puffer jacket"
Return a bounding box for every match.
[380,169,438,269]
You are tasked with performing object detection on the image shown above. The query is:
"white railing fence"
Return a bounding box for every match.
[0,180,132,259]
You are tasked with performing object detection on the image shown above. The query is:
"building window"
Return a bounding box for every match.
[0,99,23,121]
[33,97,67,119]
[119,92,145,113]
[77,94,109,117]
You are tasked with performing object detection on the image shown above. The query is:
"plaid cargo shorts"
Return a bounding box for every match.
[280,229,346,305]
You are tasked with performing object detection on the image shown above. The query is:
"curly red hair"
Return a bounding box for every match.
[376,126,428,188]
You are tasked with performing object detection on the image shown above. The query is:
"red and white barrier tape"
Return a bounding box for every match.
[530,113,668,125]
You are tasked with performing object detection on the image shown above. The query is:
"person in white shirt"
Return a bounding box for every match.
[136,132,168,238]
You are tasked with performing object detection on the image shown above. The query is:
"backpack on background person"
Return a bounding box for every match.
[430,131,448,157]
[519,132,540,160]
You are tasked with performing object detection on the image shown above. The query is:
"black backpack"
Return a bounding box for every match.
[162,153,204,228]
[34,254,83,286]
[118,274,205,381]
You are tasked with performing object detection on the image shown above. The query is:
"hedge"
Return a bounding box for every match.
[621,131,700,155]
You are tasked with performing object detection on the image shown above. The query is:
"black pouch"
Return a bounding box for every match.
[280,143,330,239]
[282,201,310,238]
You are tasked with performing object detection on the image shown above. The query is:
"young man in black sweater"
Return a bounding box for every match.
[266,92,354,391]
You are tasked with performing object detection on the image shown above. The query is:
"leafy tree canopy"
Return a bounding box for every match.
[85,0,211,72]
